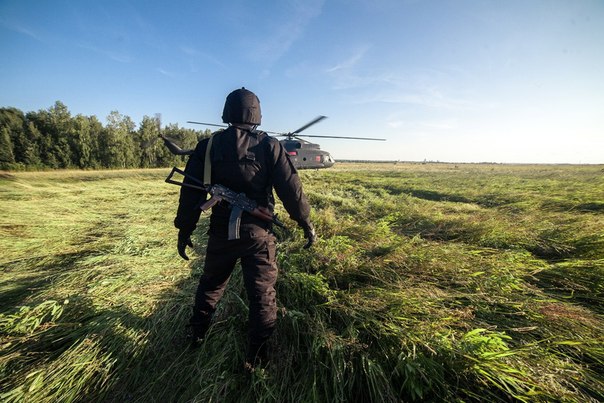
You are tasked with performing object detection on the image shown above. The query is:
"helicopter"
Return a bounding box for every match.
[184,116,386,170]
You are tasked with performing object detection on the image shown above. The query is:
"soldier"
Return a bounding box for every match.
[174,87,316,368]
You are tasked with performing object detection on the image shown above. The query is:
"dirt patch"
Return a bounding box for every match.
[539,302,598,325]
[0,171,16,180]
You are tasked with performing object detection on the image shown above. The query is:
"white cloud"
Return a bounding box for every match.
[247,0,325,65]
[179,45,199,56]
[179,45,224,67]
[78,43,133,63]
[372,88,479,110]
[157,68,175,78]
[386,116,457,131]
[0,18,42,41]
[325,44,370,73]
[326,58,487,112]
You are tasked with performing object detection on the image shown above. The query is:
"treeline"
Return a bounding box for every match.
[0,101,211,170]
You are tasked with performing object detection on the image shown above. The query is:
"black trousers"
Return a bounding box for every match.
[190,225,278,351]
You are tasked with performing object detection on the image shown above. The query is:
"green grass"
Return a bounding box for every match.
[1,163,603,402]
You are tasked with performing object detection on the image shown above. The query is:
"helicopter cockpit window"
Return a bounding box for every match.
[294,142,302,148]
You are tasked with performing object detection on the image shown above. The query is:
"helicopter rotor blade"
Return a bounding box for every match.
[160,135,194,156]
[187,120,287,136]
[187,121,228,129]
[185,117,384,141]
[289,134,386,141]
[290,115,327,135]
[187,121,287,137]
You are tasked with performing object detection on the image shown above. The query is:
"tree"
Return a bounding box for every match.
[72,115,93,168]
[48,101,74,168]
[0,127,15,168]
[0,107,27,165]
[0,101,213,170]
[86,116,104,169]
[24,102,75,168]
[137,115,161,168]
[101,111,137,168]
[23,122,42,167]
[26,108,57,168]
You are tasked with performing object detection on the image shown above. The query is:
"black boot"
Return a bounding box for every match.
[188,315,211,349]
[245,340,269,371]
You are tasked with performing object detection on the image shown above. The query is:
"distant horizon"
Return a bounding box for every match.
[3,98,602,165]
[2,98,602,167]
[334,159,604,166]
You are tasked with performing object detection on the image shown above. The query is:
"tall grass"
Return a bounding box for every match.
[1,163,603,402]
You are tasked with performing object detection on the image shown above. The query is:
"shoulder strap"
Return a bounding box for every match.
[203,134,215,186]
[254,129,268,140]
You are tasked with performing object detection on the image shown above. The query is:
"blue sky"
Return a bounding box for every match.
[1,0,603,163]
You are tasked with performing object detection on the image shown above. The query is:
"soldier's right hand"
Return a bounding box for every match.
[177,230,194,260]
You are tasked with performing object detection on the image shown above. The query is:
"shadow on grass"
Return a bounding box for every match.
[528,261,604,315]
[378,184,518,208]
[0,251,104,313]
[1,227,307,402]
[542,200,604,214]
[98,229,261,402]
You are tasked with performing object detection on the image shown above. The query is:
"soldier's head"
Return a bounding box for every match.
[222,87,262,125]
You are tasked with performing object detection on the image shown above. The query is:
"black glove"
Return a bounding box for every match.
[302,224,316,249]
[177,229,194,260]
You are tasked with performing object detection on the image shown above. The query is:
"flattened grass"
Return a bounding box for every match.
[1,163,603,402]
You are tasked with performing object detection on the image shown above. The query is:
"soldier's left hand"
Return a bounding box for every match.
[177,230,194,260]
[303,225,316,249]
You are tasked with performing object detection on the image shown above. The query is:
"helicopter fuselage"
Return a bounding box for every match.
[280,138,335,169]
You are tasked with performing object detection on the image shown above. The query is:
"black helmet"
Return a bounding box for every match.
[222,87,262,125]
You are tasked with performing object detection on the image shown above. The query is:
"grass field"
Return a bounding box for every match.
[1,163,603,402]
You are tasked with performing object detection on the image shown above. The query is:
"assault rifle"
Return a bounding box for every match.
[165,167,285,240]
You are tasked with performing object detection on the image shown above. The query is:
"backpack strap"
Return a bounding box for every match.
[203,134,215,186]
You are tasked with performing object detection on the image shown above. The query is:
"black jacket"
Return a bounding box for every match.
[174,126,312,237]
